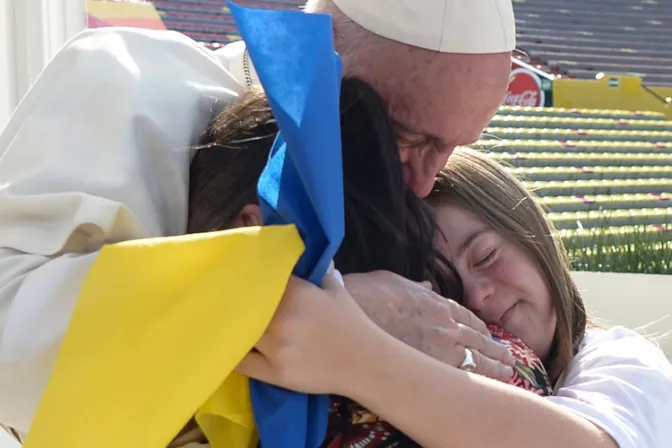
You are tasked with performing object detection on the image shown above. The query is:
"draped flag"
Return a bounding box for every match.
[23,227,304,448]
[229,3,345,448]
[23,4,343,448]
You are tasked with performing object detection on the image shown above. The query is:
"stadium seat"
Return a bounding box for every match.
[496,106,665,120]
[549,207,672,230]
[539,193,672,213]
[510,166,672,181]
[479,139,672,154]
[152,0,304,43]
[522,178,672,196]
[488,116,672,131]
[485,127,672,142]
[512,0,672,86]
[491,152,672,168]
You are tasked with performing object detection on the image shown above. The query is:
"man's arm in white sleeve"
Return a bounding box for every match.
[0,27,241,434]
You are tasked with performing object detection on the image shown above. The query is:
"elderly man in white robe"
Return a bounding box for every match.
[0,0,515,440]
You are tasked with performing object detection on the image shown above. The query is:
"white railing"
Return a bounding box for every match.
[0,0,86,130]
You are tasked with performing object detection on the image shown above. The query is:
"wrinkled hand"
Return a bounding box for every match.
[237,274,379,396]
[343,271,516,381]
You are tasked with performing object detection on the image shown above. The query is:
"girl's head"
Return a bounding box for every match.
[188,77,460,297]
[427,148,586,383]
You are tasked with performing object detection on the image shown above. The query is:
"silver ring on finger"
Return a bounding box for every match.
[460,348,477,372]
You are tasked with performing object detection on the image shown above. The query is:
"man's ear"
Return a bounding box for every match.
[239,203,263,227]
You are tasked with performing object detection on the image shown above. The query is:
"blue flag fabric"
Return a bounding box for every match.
[229,3,345,448]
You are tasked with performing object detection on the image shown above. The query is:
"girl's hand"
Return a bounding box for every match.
[236,273,382,397]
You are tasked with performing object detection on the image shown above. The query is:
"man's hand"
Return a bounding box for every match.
[343,271,516,381]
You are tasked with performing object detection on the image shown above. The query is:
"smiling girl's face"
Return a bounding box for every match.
[434,203,557,361]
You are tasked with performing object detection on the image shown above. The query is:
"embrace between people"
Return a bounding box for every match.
[0,0,671,447]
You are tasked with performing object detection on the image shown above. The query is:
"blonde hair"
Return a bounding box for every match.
[427,148,587,384]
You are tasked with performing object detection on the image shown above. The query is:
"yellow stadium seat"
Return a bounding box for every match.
[485,127,672,142]
[497,106,665,121]
[490,152,672,168]
[522,178,672,196]
[549,207,672,229]
[537,193,672,213]
[510,165,672,181]
[489,115,672,131]
[478,139,672,154]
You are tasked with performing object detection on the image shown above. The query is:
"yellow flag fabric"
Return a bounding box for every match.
[196,372,258,448]
[24,225,304,448]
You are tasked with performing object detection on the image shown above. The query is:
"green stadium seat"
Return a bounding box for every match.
[489,116,672,131]
[549,207,672,230]
[490,152,672,168]
[510,165,672,181]
[496,106,666,121]
[522,178,672,196]
[485,128,672,142]
[479,139,672,154]
[538,193,672,212]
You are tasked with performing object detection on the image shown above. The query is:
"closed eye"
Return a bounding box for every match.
[474,248,498,268]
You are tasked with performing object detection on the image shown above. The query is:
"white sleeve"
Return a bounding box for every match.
[0,27,242,434]
[546,327,672,448]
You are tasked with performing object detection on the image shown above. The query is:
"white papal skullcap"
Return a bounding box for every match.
[332,0,516,54]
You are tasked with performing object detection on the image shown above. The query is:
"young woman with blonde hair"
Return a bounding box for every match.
[240,148,672,448]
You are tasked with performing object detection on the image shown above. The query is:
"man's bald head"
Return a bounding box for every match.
[305,0,512,197]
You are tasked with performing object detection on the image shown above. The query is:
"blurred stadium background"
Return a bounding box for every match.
[7,0,672,274]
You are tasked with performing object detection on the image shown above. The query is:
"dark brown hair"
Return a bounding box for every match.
[188,78,460,297]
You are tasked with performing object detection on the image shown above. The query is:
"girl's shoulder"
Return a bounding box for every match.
[576,326,671,371]
[551,327,672,448]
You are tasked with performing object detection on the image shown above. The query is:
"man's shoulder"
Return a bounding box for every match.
[64,27,227,71]
[68,27,206,56]
[73,26,209,46]
[72,29,259,88]
[46,27,243,110]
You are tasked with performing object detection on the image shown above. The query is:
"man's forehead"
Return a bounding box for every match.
[388,57,511,144]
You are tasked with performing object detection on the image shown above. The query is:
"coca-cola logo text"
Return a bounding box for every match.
[504,69,545,107]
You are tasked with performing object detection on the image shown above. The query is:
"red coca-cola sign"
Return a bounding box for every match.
[504,68,545,107]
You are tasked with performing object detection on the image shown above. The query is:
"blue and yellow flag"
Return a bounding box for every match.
[230,3,344,448]
[23,3,344,448]
[24,227,304,448]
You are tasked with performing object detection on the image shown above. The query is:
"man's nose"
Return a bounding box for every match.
[401,145,455,198]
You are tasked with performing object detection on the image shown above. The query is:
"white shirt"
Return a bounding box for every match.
[548,326,672,448]
[0,27,250,435]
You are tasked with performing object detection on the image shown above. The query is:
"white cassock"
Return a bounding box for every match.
[0,27,258,437]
